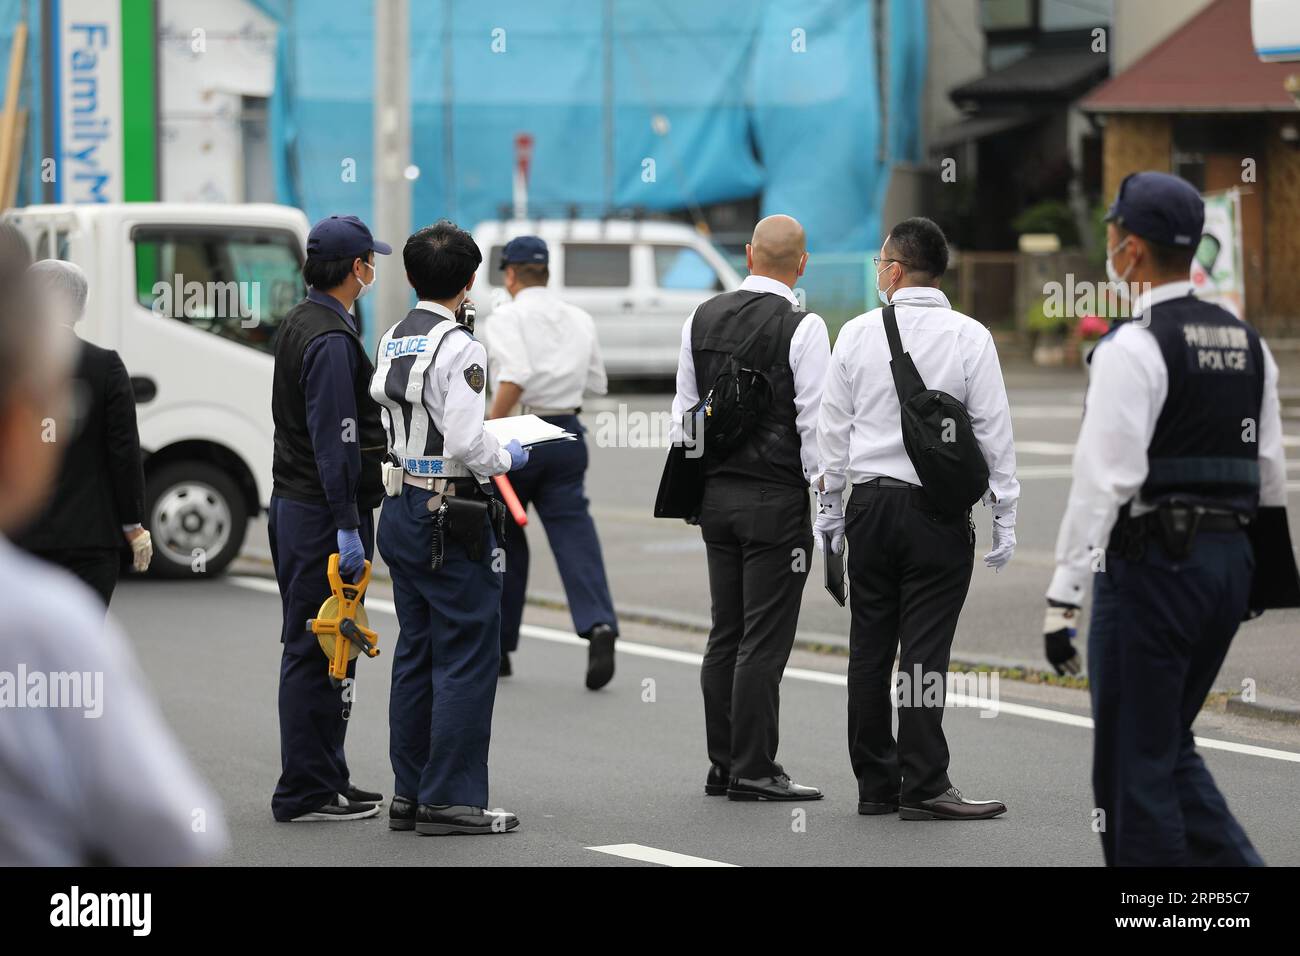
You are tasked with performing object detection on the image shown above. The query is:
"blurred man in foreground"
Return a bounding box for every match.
[13,260,152,606]
[0,237,227,864]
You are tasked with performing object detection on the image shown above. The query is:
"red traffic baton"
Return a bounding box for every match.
[493,474,528,527]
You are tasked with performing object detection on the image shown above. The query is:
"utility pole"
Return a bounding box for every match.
[372,0,411,345]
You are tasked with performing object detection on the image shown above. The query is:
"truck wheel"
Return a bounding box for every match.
[145,462,248,578]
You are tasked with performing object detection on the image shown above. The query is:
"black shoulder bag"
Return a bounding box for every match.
[882,304,990,517]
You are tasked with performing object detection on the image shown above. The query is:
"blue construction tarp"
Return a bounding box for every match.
[264,0,926,253]
[6,0,926,256]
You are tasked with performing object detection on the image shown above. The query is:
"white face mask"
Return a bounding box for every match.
[876,263,898,306]
[1105,238,1133,291]
[354,260,375,299]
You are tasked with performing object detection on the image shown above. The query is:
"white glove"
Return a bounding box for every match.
[813,489,845,555]
[983,515,1015,571]
[127,528,153,573]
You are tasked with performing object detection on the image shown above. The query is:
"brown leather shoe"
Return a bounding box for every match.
[899,786,1006,821]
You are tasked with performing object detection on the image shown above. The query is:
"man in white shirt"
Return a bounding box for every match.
[484,236,617,688]
[670,214,830,802]
[371,221,529,837]
[0,235,228,865]
[816,217,1017,821]
[1045,172,1283,865]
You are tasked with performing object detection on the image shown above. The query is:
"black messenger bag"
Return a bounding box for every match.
[881,304,989,517]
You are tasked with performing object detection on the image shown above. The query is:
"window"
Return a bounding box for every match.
[653,245,723,291]
[133,226,304,354]
[486,245,506,286]
[563,243,631,288]
[34,229,70,261]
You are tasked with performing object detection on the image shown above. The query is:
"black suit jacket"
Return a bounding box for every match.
[15,332,146,553]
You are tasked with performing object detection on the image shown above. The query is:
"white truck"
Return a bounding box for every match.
[3,202,312,577]
[471,218,742,377]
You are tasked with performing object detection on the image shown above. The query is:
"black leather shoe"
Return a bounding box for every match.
[585,624,615,690]
[415,804,520,835]
[345,783,382,805]
[705,764,729,796]
[858,796,900,815]
[900,786,1006,821]
[499,653,512,678]
[389,795,416,831]
[727,774,823,801]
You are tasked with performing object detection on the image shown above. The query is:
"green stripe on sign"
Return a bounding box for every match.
[120,0,156,202]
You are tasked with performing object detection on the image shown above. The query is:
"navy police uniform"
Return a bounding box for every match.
[269,216,391,821]
[1047,172,1287,865]
[371,299,518,826]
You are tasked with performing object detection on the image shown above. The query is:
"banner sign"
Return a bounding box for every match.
[1191,188,1245,320]
[47,0,156,203]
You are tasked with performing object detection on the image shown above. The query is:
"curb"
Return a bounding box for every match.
[228,558,1300,725]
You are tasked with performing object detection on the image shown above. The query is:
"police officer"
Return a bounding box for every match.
[1045,172,1286,865]
[484,236,618,687]
[371,220,529,836]
[269,215,390,822]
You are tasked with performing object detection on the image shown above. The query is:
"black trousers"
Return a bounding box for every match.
[698,477,811,780]
[33,547,119,608]
[844,482,974,804]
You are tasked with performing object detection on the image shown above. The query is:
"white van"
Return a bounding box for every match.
[3,202,311,578]
[470,219,742,377]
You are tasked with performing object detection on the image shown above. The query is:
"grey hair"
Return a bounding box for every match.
[28,259,89,324]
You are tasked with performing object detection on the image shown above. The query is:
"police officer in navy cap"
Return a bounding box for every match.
[270,214,391,822]
[1044,171,1286,865]
[484,235,618,687]
[371,221,530,836]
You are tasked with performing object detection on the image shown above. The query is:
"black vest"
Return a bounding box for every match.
[271,298,386,509]
[691,289,804,488]
[1132,296,1265,514]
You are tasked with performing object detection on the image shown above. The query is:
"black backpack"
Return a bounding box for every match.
[691,301,786,462]
[882,304,990,516]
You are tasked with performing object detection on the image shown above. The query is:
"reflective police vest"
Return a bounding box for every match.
[1136,296,1265,515]
[370,310,469,463]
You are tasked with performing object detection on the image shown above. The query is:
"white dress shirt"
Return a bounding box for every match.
[484,286,608,409]
[669,274,831,482]
[816,286,1019,517]
[0,537,228,865]
[1046,280,1287,606]
[372,301,511,479]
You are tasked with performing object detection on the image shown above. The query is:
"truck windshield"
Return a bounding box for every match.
[133,226,304,354]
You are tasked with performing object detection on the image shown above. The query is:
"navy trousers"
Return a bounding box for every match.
[269,496,374,821]
[379,486,502,808]
[1088,529,1263,867]
[500,415,617,653]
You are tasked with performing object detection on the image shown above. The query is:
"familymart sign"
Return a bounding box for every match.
[44,0,157,203]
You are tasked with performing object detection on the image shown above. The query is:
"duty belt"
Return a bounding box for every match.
[522,405,580,417]
[402,455,472,479]
[1109,503,1248,562]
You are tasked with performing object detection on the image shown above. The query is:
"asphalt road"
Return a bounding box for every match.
[240,370,1300,707]
[114,573,1300,867]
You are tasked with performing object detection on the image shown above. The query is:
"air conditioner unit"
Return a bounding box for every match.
[1253,0,1300,62]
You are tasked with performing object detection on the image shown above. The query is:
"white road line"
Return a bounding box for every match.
[587,843,737,867]
[227,576,1300,764]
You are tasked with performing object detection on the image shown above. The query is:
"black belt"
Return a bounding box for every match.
[857,476,917,490]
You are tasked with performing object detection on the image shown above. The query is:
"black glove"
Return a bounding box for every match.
[1042,600,1082,676]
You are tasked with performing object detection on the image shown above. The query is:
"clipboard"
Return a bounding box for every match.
[823,534,846,606]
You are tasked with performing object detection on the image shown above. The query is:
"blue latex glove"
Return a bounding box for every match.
[506,439,530,471]
[336,528,366,582]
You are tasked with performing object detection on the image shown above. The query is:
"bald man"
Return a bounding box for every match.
[670,215,831,801]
